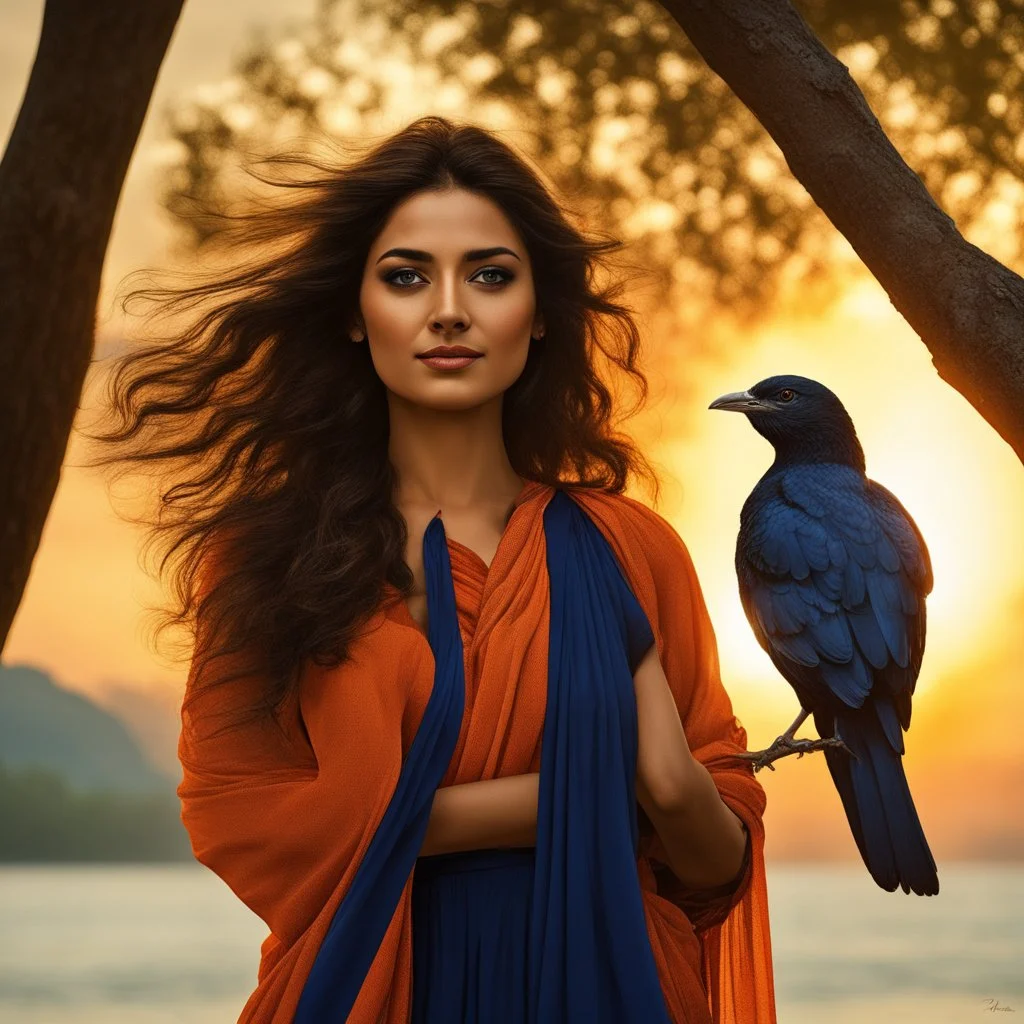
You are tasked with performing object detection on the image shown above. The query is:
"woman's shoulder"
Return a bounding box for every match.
[565,485,691,560]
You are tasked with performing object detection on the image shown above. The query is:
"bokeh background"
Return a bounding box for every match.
[1,1,1022,1021]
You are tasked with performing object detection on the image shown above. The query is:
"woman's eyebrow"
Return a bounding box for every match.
[375,246,521,264]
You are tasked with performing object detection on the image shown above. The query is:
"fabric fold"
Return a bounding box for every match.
[294,516,466,1021]
[529,490,670,1022]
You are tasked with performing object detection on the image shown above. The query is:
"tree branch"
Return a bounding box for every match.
[659,0,1024,465]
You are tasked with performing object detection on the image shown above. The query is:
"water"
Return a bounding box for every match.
[768,863,1023,1022]
[0,862,1020,1022]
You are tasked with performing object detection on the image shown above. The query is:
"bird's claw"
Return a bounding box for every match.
[731,734,855,773]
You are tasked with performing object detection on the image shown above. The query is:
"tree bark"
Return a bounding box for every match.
[0,0,184,652]
[660,0,1024,465]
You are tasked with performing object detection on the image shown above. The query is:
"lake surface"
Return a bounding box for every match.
[0,862,1020,1022]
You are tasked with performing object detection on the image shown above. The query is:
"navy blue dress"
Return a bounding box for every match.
[412,846,536,1022]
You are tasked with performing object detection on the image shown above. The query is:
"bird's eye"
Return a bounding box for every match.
[778,389,795,402]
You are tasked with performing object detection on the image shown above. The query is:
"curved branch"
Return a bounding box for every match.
[660,0,1024,465]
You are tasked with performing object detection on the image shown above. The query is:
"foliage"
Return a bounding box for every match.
[0,760,192,862]
[154,0,1024,327]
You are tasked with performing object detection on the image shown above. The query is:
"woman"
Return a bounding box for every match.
[88,116,776,1022]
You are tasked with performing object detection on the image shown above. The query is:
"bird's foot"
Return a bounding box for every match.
[731,734,855,774]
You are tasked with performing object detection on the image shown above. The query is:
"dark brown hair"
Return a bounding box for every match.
[83,115,660,739]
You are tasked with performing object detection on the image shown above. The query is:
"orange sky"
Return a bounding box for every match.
[2,0,1022,863]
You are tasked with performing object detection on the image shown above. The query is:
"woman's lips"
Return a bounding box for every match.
[416,354,482,370]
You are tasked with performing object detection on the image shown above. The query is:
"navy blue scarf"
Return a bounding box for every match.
[295,489,671,1022]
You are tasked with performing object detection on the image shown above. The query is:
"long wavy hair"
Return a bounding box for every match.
[84,115,661,740]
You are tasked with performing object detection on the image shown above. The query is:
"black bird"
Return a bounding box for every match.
[709,374,939,896]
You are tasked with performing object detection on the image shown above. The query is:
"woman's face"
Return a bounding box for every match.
[353,187,544,411]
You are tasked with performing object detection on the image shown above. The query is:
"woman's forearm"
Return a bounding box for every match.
[420,772,540,856]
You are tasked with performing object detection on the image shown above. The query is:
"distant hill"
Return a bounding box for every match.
[0,663,174,795]
[90,679,183,781]
[0,760,193,862]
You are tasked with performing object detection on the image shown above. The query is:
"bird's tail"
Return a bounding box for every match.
[819,697,938,895]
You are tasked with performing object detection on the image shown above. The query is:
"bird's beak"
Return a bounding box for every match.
[708,389,766,413]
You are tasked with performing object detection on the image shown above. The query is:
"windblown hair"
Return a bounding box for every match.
[84,115,660,739]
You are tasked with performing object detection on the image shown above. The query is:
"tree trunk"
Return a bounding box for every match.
[660,0,1024,465]
[0,0,184,652]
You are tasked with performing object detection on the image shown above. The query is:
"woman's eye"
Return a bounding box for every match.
[386,268,425,287]
[779,389,795,402]
[473,267,513,286]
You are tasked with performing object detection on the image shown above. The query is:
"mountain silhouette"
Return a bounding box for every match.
[0,663,174,794]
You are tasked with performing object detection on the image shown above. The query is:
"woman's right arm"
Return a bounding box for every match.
[177,641,405,948]
[420,772,539,856]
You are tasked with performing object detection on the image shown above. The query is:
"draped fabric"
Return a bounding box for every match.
[528,490,671,1022]
[176,480,777,1022]
[411,846,537,1022]
[294,515,465,1021]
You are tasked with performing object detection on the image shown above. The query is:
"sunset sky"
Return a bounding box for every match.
[2,0,1022,863]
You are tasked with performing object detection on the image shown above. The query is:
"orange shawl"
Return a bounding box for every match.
[176,481,777,1021]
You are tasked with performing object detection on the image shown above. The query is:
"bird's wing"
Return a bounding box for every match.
[863,478,934,597]
[737,465,930,738]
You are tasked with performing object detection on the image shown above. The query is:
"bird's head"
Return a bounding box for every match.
[708,374,865,470]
